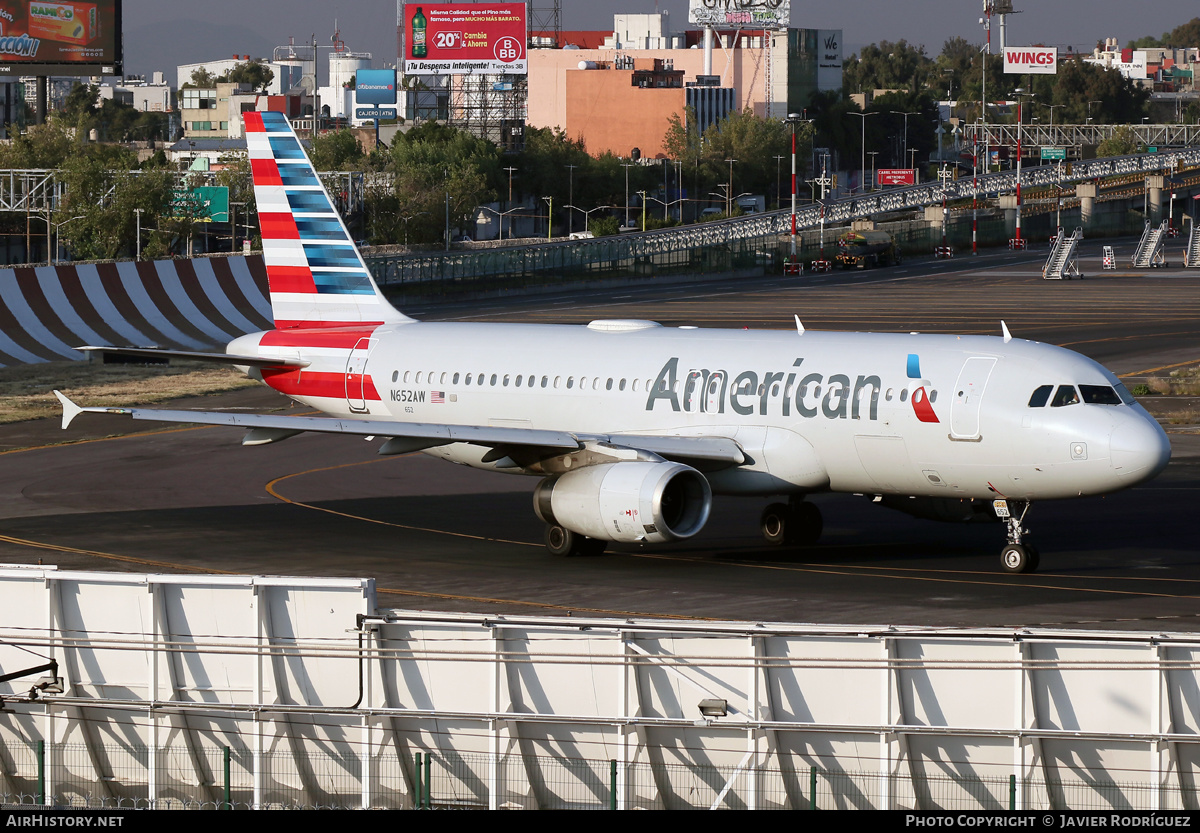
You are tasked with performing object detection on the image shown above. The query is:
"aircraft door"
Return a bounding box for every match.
[949,357,997,439]
[345,337,374,413]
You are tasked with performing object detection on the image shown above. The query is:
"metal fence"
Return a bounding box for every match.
[0,740,1194,811]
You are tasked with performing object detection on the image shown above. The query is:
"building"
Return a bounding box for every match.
[526,15,842,159]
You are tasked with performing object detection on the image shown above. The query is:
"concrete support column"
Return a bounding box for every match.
[1076,183,1097,227]
[1146,175,1164,225]
[997,194,1017,237]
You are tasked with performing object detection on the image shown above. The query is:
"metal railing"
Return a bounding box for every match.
[1,740,1196,811]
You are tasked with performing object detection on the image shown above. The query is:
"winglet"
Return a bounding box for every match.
[1001,320,1012,343]
[54,390,83,430]
[794,315,805,335]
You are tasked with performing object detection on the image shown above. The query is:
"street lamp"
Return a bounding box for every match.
[890,110,918,169]
[773,154,786,210]
[846,112,877,193]
[621,161,637,228]
[565,204,612,233]
[1043,103,1065,127]
[1013,87,1033,244]
[867,151,879,191]
[785,113,811,258]
[724,158,737,214]
[565,164,578,234]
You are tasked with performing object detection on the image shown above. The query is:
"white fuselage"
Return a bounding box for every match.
[229,320,1172,502]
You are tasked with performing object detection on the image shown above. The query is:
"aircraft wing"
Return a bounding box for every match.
[77,346,309,368]
[52,393,745,467]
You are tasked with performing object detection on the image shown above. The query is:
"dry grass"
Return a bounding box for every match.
[0,359,259,424]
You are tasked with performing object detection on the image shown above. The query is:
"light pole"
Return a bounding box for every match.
[542,196,552,240]
[785,113,809,259]
[1014,88,1033,244]
[890,110,918,169]
[622,162,636,228]
[1044,103,1064,127]
[565,164,578,234]
[867,151,879,191]
[565,204,612,233]
[846,112,876,193]
[724,158,737,214]
[773,154,785,210]
[134,208,143,260]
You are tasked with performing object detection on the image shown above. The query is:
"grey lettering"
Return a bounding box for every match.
[730,370,758,416]
[822,374,850,419]
[646,357,681,411]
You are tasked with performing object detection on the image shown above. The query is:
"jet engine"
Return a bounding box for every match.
[534,461,711,544]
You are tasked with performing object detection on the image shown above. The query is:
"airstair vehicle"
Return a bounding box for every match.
[1131,220,1168,268]
[1185,222,1200,268]
[1042,226,1083,280]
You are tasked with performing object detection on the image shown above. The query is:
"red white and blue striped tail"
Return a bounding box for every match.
[244,111,410,330]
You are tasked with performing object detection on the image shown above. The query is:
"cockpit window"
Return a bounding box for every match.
[1079,384,1122,405]
[1028,385,1053,407]
[1112,382,1136,405]
[1050,385,1079,407]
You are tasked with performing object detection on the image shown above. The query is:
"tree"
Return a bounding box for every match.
[0,121,75,168]
[309,129,365,171]
[187,68,217,88]
[1049,56,1149,124]
[226,59,275,93]
[1096,125,1140,157]
[843,40,935,95]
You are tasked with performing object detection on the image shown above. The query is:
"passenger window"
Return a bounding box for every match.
[490,374,498,386]
[606,378,613,391]
[567,377,574,389]
[1050,385,1079,407]
[541,376,548,388]
[453,372,460,384]
[1028,385,1053,407]
[1080,384,1121,405]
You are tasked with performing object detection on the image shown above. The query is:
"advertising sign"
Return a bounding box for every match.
[356,68,397,106]
[1003,46,1058,75]
[877,168,916,187]
[402,3,526,75]
[0,0,121,75]
[688,0,789,30]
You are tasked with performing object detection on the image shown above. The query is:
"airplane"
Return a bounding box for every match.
[54,111,1172,574]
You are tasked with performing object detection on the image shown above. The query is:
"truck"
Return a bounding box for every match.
[835,229,900,269]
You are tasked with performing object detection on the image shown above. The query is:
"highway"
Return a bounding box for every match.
[1,238,1197,631]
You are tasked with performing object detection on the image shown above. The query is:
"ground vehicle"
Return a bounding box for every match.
[835,230,899,269]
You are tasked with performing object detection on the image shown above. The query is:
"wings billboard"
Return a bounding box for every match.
[0,0,122,75]
[401,3,526,75]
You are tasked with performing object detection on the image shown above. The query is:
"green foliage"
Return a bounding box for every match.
[1096,125,1141,157]
[589,215,620,237]
[843,40,935,95]
[309,130,365,171]
[0,121,75,168]
[1129,17,1200,49]
[1130,384,1153,396]
[1049,57,1148,125]
[187,68,217,88]
[226,60,275,92]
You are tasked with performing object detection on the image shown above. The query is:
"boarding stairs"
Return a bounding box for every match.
[1185,223,1200,268]
[1131,220,1168,268]
[1042,227,1083,280]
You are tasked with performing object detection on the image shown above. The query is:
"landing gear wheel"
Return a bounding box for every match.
[1000,543,1039,574]
[761,503,791,546]
[760,500,823,547]
[545,525,607,556]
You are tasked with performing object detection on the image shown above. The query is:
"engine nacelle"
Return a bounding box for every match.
[534,461,712,544]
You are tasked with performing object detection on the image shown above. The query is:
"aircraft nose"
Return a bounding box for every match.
[1110,414,1171,482]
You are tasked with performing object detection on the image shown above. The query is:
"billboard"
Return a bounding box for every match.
[877,169,916,186]
[401,3,526,75]
[1003,46,1057,75]
[356,68,397,105]
[0,0,122,76]
[689,0,790,30]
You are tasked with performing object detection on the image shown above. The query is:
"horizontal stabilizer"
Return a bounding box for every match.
[77,346,309,368]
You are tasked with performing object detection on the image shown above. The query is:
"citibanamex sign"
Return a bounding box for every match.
[1003,46,1058,75]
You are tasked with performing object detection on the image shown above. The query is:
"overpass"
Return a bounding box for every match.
[962,123,1200,159]
[367,145,1200,286]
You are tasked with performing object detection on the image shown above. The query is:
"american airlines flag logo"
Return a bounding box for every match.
[431,391,445,403]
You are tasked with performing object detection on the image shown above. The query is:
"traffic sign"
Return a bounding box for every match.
[1040,147,1066,160]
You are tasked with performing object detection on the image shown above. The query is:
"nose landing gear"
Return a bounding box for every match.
[995,499,1039,573]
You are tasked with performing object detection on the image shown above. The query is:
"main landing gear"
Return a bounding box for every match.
[995,499,1039,574]
[545,525,608,557]
[760,497,823,548]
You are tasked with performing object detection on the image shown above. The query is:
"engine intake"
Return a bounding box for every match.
[534,461,711,544]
